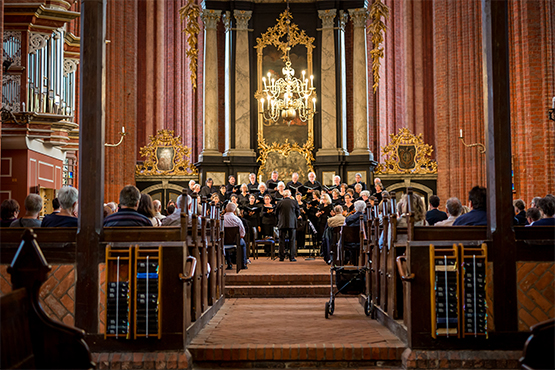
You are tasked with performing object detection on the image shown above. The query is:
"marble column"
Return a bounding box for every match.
[348,8,372,158]
[199,9,221,160]
[228,9,255,157]
[223,11,231,154]
[316,9,344,157]
[338,10,349,154]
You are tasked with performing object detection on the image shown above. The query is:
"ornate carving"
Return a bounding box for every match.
[368,0,389,93]
[339,10,349,31]
[348,8,369,28]
[234,10,252,30]
[179,0,201,90]
[63,58,79,77]
[135,130,199,176]
[200,9,221,30]
[257,131,314,178]
[2,75,21,112]
[29,32,51,54]
[375,128,438,175]
[318,9,336,29]
[255,10,315,62]
[3,31,22,66]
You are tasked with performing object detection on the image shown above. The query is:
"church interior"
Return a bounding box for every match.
[1,0,554,369]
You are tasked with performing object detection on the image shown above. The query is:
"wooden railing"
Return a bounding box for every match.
[362,187,555,350]
[0,191,226,352]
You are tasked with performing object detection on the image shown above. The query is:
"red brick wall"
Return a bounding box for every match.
[104,0,139,203]
[508,0,555,203]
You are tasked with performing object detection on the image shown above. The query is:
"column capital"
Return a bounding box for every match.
[222,11,231,32]
[201,9,221,29]
[339,10,349,31]
[234,9,252,30]
[348,8,369,28]
[318,9,336,29]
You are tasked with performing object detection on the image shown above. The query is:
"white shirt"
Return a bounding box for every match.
[223,212,245,238]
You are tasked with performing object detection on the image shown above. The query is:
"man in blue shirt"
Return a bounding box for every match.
[453,186,487,226]
[103,185,152,227]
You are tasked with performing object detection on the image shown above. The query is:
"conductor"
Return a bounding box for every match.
[276,189,300,262]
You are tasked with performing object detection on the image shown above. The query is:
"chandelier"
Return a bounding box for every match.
[259,2,316,124]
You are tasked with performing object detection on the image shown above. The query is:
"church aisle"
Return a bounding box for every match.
[189,297,405,368]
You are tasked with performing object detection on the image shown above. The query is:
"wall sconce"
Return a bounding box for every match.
[549,97,555,122]
[105,126,126,147]
[459,129,486,154]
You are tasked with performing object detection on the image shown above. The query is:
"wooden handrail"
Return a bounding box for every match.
[396,255,415,281]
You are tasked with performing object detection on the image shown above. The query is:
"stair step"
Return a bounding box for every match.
[226,273,329,286]
[226,285,330,298]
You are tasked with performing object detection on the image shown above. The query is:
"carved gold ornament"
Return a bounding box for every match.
[136,129,198,176]
[255,10,315,62]
[256,131,314,177]
[179,0,201,90]
[368,0,389,93]
[375,128,438,174]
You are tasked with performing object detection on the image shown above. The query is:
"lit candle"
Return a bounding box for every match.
[263,77,267,89]
[312,97,316,111]
[21,102,26,111]
[310,75,314,88]
[552,96,555,109]
[459,129,463,138]
[122,126,125,134]
[260,98,265,110]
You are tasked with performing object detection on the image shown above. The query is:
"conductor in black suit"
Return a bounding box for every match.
[276,189,300,261]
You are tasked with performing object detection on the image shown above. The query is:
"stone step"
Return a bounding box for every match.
[226,273,330,286]
[189,344,404,369]
[226,284,330,298]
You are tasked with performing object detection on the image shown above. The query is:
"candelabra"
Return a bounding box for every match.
[105,127,127,147]
[459,129,486,154]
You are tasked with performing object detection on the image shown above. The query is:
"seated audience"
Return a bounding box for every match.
[106,201,118,213]
[50,198,61,214]
[328,205,346,228]
[397,193,427,227]
[525,207,541,226]
[453,186,487,226]
[530,197,542,209]
[532,196,555,226]
[344,200,368,226]
[42,187,79,227]
[167,204,176,216]
[103,185,152,227]
[513,199,528,225]
[138,193,160,226]
[11,194,43,228]
[162,194,192,226]
[426,195,448,225]
[435,197,462,226]
[223,202,248,270]
[152,200,166,221]
[103,205,113,218]
[1,199,20,227]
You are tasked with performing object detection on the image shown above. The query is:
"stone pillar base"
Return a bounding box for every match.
[349,148,374,159]
[316,148,348,158]
[223,149,257,158]
[199,150,222,162]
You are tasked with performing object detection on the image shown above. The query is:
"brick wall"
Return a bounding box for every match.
[0,264,76,326]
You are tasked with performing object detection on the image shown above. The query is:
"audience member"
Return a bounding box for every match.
[525,207,541,226]
[1,199,20,227]
[50,198,61,214]
[426,195,448,225]
[103,185,152,226]
[103,205,113,218]
[513,199,528,225]
[453,186,487,226]
[10,194,42,228]
[42,187,79,227]
[167,204,176,216]
[161,194,192,226]
[435,197,462,226]
[530,197,542,209]
[532,196,555,226]
[327,205,346,228]
[138,193,160,226]
[223,202,248,269]
[344,200,367,226]
[107,202,118,213]
[397,193,427,227]
[152,200,166,221]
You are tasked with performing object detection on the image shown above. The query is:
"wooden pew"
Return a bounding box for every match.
[0,229,94,369]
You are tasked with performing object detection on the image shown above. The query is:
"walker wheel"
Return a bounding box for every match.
[364,299,373,317]
[325,302,330,319]
[329,299,335,315]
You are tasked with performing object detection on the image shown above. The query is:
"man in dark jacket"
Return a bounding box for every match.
[276,190,300,261]
[104,185,152,227]
[513,199,528,225]
[426,195,448,225]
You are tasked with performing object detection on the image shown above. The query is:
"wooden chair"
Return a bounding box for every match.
[0,229,94,369]
[223,226,243,273]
